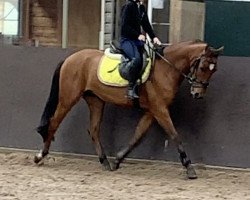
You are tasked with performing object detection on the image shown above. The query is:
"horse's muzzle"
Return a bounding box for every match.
[191,92,204,99]
[190,85,206,99]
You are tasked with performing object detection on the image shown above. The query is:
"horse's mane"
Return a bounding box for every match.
[165,40,207,53]
[178,39,206,46]
[160,40,207,61]
[192,39,205,44]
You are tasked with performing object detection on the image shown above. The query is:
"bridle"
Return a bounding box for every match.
[187,55,210,88]
[147,44,210,89]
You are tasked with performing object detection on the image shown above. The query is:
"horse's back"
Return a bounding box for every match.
[59,49,103,93]
[66,49,103,64]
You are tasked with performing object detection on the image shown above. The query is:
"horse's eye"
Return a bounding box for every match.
[200,67,207,72]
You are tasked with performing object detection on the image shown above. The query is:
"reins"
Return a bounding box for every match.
[146,42,209,88]
[148,44,190,79]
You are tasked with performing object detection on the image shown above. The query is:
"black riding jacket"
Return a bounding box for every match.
[120,0,156,40]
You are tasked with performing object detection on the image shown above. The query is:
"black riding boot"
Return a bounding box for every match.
[118,57,140,99]
[127,81,139,99]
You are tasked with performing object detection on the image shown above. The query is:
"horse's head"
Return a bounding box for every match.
[188,45,224,99]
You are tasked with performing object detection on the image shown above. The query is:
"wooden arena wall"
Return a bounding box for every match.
[21,0,101,48]
[0,46,249,168]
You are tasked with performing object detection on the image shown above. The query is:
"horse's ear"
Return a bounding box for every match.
[209,46,224,56]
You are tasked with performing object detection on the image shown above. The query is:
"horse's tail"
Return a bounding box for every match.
[36,60,64,142]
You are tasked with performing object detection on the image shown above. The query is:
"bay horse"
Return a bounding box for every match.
[34,41,223,179]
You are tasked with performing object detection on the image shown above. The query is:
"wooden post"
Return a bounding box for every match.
[22,0,30,41]
[57,0,62,46]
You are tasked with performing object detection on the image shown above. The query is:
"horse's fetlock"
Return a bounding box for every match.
[42,150,49,157]
[182,159,191,168]
[113,159,120,170]
[99,154,107,164]
[179,151,187,159]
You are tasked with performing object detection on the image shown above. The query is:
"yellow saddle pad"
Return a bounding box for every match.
[98,48,151,87]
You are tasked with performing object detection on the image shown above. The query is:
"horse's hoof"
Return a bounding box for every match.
[34,150,45,164]
[110,160,120,171]
[186,165,197,179]
[102,164,112,171]
[34,154,43,164]
[102,160,112,171]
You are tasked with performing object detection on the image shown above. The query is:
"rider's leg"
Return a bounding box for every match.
[120,38,142,99]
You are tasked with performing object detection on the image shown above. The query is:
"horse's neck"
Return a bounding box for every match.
[152,44,205,95]
[152,58,185,97]
[166,43,206,74]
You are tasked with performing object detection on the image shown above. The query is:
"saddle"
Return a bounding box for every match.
[109,40,125,55]
[110,41,150,82]
[97,42,152,87]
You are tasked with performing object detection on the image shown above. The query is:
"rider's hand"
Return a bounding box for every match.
[138,34,146,42]
[153,37,162,45]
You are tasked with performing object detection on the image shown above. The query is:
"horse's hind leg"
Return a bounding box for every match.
[34,96,81,163]
[113,112,154,170]
[84,95,111,171]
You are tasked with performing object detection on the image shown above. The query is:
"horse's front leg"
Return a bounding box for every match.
[153,108,197,179]
[112,112,154,170]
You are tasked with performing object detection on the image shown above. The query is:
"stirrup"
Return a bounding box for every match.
[127,89,139,99]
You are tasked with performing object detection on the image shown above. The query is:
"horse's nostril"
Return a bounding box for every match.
[194,93,199,98]
[193,92,204,99]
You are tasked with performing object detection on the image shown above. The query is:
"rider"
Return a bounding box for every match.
[120,0,161,99]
